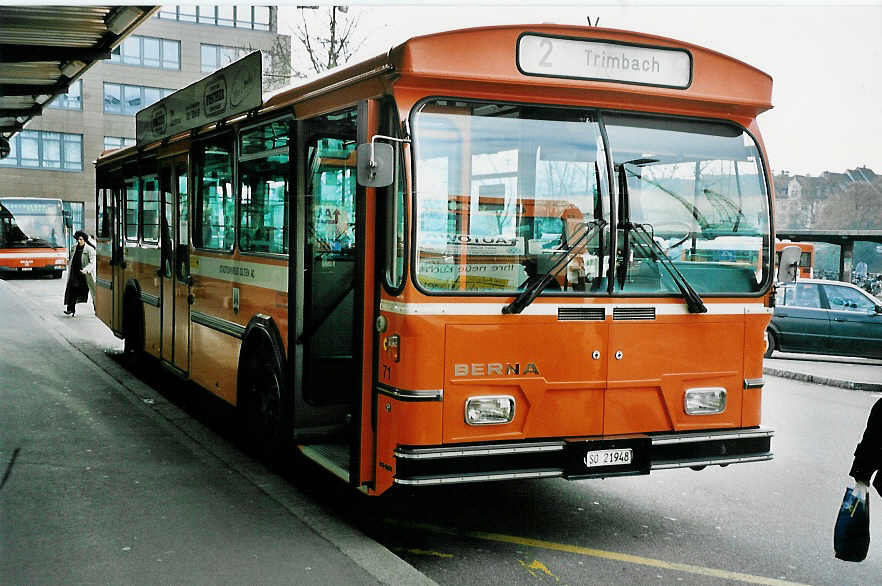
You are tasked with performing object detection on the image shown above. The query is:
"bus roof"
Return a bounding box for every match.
[99,24,773,165]
[264,24,772,117]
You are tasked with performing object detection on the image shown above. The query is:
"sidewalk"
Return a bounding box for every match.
[0,273,435,586]
[764,352,882,392]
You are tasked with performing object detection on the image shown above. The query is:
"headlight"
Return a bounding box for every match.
[684,387,726,415]
[465,395,515,425]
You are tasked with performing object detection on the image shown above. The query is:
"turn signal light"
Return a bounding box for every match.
[383,333,400,363]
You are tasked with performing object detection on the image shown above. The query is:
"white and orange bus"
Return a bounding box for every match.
[776,241,814,279]
[94,25,777,496]
[0,197,68,278]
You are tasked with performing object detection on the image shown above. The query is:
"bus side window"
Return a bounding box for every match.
[124,175,139,243]
[193,136,235,251]
[238,118,290,255]
[384,141,406,289]
[142,173,160,244]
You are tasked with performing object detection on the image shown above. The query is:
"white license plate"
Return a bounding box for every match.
[584,448,632,468]
[20,267,32,271]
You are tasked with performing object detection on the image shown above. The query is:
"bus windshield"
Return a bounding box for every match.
[0,198,65,248]
[413,100,771,296]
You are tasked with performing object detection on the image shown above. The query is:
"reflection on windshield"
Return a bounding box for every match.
[606,113,770,294]
[415,101,606,293]
[0,199,64,248]
[413,100,771,296]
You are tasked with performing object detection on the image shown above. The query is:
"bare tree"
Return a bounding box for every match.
[815,179,882,230]
[214,36,292,92]
[293,6,365,76]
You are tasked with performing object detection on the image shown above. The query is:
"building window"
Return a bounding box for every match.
[201,43,248,73]
[0,131,82,171]
[104,83,173,116]
[201,43,275,87]
[111,35,180,70]
[157,5,272,31]
[48,80,83,111]
[104,137,136,151]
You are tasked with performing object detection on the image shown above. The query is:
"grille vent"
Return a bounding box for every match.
[557,307,605,321]
[613,307,656,320]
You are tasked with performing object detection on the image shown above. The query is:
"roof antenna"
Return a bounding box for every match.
[587,16,599,27]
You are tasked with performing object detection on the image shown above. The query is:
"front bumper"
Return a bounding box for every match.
[393,427,774,486]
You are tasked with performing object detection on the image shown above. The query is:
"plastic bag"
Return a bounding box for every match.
[834,482,870,562]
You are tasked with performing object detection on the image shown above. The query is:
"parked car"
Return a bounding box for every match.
[765,279,882,359]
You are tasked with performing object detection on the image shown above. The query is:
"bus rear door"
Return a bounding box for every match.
[159,155,190,373]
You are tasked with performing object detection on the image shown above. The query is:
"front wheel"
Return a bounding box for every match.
[240,343,289,467]
[764,329,776,358]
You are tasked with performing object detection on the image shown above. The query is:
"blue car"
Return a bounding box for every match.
[766,279,882,359]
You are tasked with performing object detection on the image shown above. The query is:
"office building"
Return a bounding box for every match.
[0,5,290,236]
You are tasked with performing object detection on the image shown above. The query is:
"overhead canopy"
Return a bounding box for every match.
[0,5,158,140]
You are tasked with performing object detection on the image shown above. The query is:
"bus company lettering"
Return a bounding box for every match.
[447,234,517,246]
[219,264,255,279]
[422,263,517,274]
[454,363,541,376]
[586,50,661,74]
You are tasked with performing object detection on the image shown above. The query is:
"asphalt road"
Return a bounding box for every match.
[3,273,882,585]
[353,376,882,585]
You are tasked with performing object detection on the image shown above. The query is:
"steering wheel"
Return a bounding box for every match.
[652,221,694,254]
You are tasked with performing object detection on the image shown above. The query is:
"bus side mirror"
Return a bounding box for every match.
[63,209,72,229]
[776,245,800,284]
[356,142,394,188]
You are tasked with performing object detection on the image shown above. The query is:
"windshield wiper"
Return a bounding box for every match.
[502,219,605,315]
[630,223,707,314]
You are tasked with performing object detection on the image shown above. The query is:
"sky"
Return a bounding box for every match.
[277,1,882,177]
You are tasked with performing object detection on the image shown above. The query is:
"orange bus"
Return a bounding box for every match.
[0,197,68,278]
[775,241,813,279]
[94,25,776,496]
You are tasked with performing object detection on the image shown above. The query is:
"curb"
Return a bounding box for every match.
[763,366,882,392]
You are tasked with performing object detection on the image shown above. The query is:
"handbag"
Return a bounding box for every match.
[834,482,870,562]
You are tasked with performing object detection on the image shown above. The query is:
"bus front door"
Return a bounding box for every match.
[159,155,190,373]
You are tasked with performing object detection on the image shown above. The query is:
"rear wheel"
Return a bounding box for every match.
[764,329,776,358]
[122,292,144,367]
[240,342,289,467]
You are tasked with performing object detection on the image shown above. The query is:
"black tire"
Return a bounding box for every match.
[51,271,63,279]
[122,292,144,366]
[239,341,289,467]
[764,329,776,358]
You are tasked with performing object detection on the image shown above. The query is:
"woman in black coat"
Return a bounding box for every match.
[850,398,882,495]
[63,230,95,316]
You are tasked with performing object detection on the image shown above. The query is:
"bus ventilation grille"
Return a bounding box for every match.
[613,307,656,320]
[557,307,605,321]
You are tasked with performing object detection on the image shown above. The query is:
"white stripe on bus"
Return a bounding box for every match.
[191,254,288,292]
[379,299,771,316]
[0,252,67,259]
[114,248,288,292]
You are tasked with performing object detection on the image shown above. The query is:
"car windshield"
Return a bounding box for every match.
[0,199,64,248]
[412,100,771,296]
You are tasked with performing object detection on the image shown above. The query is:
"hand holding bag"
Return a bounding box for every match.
[834,481,870,562]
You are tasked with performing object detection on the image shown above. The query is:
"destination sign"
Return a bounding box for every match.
[136,51,262,146]
[517,34,692,89]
